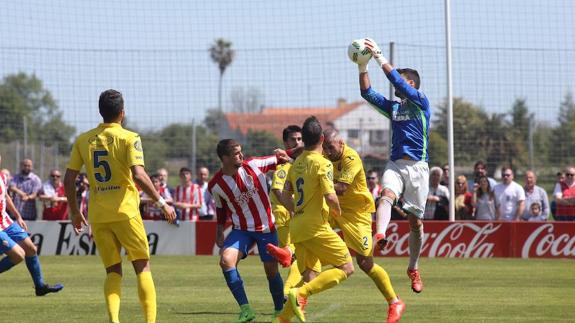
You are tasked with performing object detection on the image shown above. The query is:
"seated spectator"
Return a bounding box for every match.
[455,175,474,220]
[522,170,549,221]
[525,202,547,222]
[472,175,496,221]
[38,169,68,220]
[174,167,202,221]
[195,166,215,220]
[468,160,497,192]
[493,167,525,221]
[424,166,449,220]
[140,174,173,220]
[9,158,42,220]
[553,166,575,221]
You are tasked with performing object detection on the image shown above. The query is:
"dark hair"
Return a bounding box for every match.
[282,125,302,142]
[367,169,379,177]
[150,174,160,181]
[474,160,487,169]
[99,89,124,123]
[501,166,513,174]
[476,175,493,198]
[179,167,192,175]
[302,116,322,147]
[397,68,421,89]
[216,139,240,160]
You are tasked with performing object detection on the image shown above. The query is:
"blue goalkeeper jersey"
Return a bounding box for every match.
[361,68,430,162]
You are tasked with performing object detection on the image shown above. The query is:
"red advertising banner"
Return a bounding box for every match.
[195,221,575,259]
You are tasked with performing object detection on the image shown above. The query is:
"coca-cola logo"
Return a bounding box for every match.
[380,222,502,258]
[521,224,575,258]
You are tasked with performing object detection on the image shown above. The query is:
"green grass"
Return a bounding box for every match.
[1,256,574,322]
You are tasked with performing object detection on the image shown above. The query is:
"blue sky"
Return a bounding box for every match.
[1,0,573,133]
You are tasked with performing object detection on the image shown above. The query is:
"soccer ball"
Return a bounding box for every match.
[347,39,372,65]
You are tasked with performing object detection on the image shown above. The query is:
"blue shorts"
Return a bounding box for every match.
[222,229,278,262]
[0,223,28,254]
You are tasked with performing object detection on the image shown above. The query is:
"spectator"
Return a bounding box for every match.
[440,164,449,186]
[468,160,497,192]
[553,166,575,221]
[38,169,68,221]
[0,168,11,183]
[9,159,42,220]
[366,169,382,202]
[521,170,549,221]
[195,166,215,220]
[174,167,202,221]
[493,167,525,221]
[472,175,496,221]
[140,174,173,220]
[157,168,174,196]
[424,166,449,220]
[454,175,473,220]
[75,173,89,217]
[551,171,565,218]
[525,202,547,222]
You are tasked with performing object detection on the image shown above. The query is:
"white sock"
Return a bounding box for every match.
[408,223,423,270]
[376,197,393,234]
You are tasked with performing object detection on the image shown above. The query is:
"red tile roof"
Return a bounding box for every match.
[224,101,363,140]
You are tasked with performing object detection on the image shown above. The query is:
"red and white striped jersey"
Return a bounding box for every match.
[209,156,277,233]
[370,184,383,200]
[0,173,14,230]
[174,183,202,221]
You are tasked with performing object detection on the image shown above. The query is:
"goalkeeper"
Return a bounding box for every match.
[357,38,430,294]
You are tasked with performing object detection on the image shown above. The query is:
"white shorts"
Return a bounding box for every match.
[382,159,429,218]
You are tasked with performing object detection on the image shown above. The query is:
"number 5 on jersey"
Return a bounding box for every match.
[295,177,304,206]
[93,150,111,182]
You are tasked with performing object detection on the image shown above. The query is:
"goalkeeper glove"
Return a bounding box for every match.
[364,38,389,67]
[358,60,368,73]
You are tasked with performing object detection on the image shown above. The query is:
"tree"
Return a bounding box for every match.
[428,131,448,166]
[549,92,575,166]
[230,86,263,113]
[0,73,75,153]
[203,108,226,135]
[139,131,168,172]
[160,123,220,172]
[242,130,282,158]
[209,38,235,111]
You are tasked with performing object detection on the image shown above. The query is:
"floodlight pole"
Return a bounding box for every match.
[445,0,455,221]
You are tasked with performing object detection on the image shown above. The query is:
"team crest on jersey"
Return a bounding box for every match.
[327,170,333,181]
[276,169,287,179]
[134,140,143,152]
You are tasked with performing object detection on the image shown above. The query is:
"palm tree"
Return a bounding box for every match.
[209,38,235,111]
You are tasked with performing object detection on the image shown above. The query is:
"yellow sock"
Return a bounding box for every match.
[283,260,302,295]
[137,271,157,323]
[104,272,122,323]
[367,264,397,303]
[298,268,347,298]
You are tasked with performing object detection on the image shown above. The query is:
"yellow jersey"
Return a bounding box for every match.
[288,150,335,243]
[331,144,375,220]
[67,123,145,223]
[270,162,291,227]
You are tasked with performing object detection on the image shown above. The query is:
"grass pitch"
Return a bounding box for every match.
[0,256,574,322]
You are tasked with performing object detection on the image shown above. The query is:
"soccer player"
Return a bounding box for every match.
[0,154,64,296]
[63,89,177,323]
[322,129,405,322]
[359,38,430,293]
[209,139,291,323]
[278,116,355,323]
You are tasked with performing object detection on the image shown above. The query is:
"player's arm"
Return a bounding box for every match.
[6,192,27,231]
[64,168,88,234]
[319,162,340,217]
[334,155,362,195]
[279,181,295,213]
[131,165,176,224]
[515,200,525,221]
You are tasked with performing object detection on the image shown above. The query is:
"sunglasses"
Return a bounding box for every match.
[367,177,377,180]
[502,174,512,177]
[51,174,61,178]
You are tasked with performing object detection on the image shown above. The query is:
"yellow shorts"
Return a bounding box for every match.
[332,213,373,257]
[294,229,351,274]
[91,216,150,268]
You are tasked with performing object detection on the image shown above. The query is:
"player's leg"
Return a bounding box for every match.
[115,216,156,323]
[0,231,25,273]
[255,231,285,315]
[402,161,429,293]
[92,222,124,323]
[7,222,64,296]
[376,161,403,248]
[219,229,255,323]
